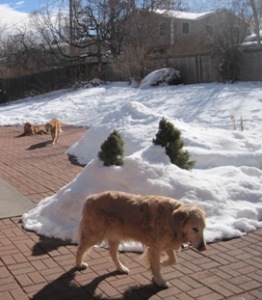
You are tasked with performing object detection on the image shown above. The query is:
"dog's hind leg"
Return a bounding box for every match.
[148,247,169,288]
[55,128,60,143]
[108,240,129,274]
[161,249,176,267]
[52,134,56,145]
[75,237,97,270]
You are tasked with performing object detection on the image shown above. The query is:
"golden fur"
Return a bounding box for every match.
[45,118,61,145]
[22,122,47,136]
[76,191,206,288]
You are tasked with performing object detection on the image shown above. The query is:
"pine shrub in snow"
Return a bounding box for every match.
[153,118,195,170]
[98,130,124,166]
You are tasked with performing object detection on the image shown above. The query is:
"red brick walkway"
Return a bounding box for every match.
[0,126,262,299]
[0,125,85,204]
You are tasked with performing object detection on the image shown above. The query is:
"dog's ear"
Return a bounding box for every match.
[172,206,190,229]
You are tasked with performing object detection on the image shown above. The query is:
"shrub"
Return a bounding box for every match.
[218,47,241,83]
[153,118,195,170]
[98,130,125,166]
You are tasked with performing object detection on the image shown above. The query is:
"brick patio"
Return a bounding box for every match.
[0,125,261,300]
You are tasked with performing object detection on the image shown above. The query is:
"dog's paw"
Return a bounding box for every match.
[117,265,129,274]
[76,262,88,270]
[152,277,170,288]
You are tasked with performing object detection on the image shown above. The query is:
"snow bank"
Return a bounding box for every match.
[1,81,261,249]
[23,145,262,248]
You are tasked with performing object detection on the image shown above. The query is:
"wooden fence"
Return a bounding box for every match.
[166,48,262,83]
[239,48,262,81]
[1,48,261,103]
[0,63,100,102]
[165,54,219,83]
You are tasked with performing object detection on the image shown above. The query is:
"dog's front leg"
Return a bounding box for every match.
[109,240,129,274]
[148,247,169,288]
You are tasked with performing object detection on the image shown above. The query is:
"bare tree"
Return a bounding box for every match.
[29,0,137,74]
[1,0,188,81]
[197,0,262,43]
[204,4,250,82]
[0,25,56,78]
[113,10,167,80]
[111,0,185,80]
[248,0,262,47]
[139,0,186,10]
[0,25,7,77]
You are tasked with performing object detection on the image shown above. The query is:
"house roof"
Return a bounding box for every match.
[240,30,262,48]
[156,9,215,20]
[243,30,262,42]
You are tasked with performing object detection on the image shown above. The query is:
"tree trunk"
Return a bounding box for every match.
[249,0,261,47]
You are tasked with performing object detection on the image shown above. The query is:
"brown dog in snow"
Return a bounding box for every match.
[76,191,206,288]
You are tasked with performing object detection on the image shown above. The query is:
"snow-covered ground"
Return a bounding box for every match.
[1,81,261,250]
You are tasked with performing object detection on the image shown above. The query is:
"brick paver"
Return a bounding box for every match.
[0,125,261,299]
[0,125,85,203]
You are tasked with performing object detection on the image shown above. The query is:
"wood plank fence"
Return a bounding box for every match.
[0,48,261,103]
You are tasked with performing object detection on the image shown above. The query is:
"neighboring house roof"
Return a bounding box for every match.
[243,30,262,42]
[241,30,262,48]
[156,9,248,25]
[155,9,215,20]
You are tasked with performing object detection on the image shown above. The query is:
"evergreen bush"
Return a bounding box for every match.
[153,118,195,170]
[98,130,124,166]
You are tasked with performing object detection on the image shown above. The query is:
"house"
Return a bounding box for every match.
[151,9,250,56]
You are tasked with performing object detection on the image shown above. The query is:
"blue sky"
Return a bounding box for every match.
[0,0,231,13]
[0,1,235,29]
[0,1,44,13]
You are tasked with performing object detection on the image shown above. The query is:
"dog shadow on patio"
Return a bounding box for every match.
[31,235,76,256]
[26,140,51,150]
[30,236,164,299]
[31,267,164,300]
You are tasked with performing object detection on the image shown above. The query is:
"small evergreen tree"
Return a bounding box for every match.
[153,118,195,170]
[98,130,124,166]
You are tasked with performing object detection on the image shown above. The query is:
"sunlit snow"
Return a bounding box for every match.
[1,80,261,250]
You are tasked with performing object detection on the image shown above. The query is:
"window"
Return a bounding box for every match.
[159,22,167,37]
[182,22,190,34]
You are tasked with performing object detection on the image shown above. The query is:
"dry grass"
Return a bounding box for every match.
[231,115,244,131]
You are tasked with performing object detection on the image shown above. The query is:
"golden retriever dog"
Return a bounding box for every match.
[76,191,206,288]
[45,118,61,145]
[21,122,47,136]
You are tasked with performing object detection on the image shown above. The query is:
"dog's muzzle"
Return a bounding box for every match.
[197,241,206,252]
[182,241,206,252]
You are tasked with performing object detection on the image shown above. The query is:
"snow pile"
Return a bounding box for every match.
[0,81,261,249]
[140,68,181,88]
[23,143,262,245]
